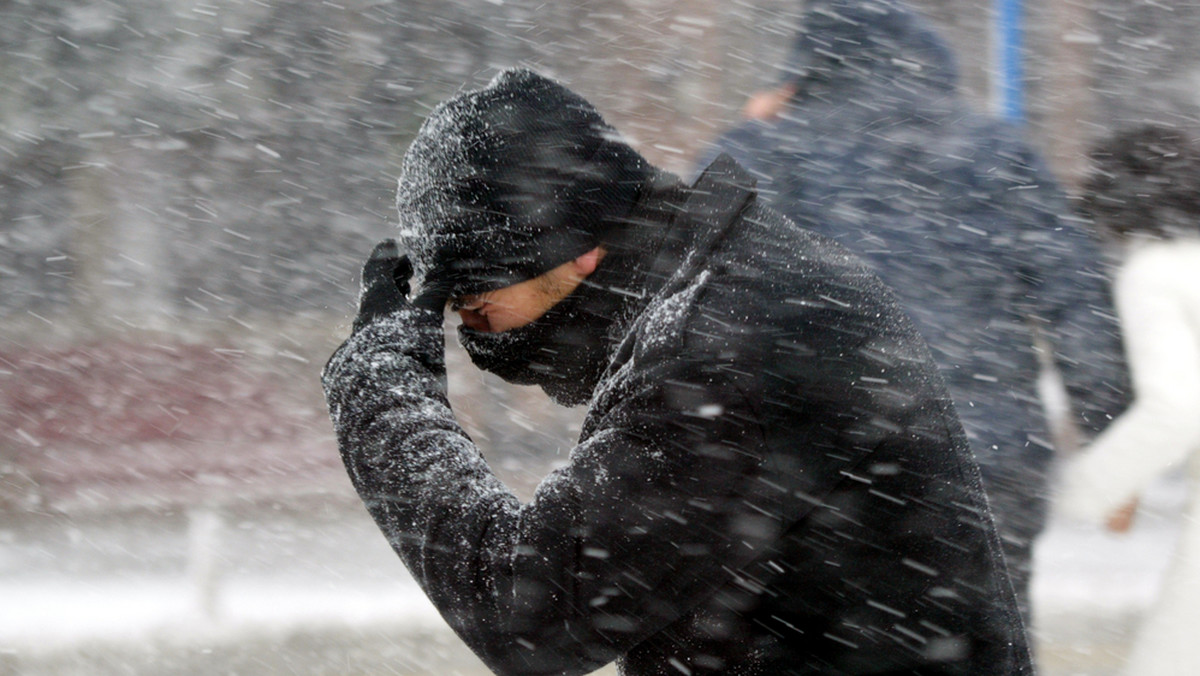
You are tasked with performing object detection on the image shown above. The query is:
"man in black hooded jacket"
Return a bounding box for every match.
[322,68,1033,675]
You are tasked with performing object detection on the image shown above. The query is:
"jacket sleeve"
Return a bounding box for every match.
[321,307,774,676]
[1058,248,1200,521]
[1003,145,1131,440]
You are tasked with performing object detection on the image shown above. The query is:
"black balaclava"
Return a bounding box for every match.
[455,272,615,405]
[395,68,660,403]
[452,202,670,406]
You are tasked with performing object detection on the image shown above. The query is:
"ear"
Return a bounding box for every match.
[571,246,606,278]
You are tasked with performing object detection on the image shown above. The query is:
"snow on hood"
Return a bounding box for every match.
[394,68,648,302]
[780,0,959,96]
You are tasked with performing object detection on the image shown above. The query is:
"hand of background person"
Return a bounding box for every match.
[740,84,797,121]
[1106,497,1140,533]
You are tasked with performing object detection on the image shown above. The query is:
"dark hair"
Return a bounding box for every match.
[1082,124,1200,241]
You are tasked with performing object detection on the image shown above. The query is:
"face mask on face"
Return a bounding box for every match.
[453,194,676,407]
[457,282,614,406]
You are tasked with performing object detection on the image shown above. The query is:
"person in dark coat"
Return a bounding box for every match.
[322,68,1033,675]
[699,0,1130,622]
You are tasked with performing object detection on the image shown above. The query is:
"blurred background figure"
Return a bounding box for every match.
[1059,124,1200,676]
[697,0,1130,625]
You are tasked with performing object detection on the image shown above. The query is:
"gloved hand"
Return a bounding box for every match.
[323,239,446,396]
[354,239,417,330]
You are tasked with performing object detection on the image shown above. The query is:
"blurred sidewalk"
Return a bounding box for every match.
[0,492,495,675]
[0,475,1186,675]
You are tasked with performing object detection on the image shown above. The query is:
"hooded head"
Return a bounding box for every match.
[396,68,652,305]
[778,0,958,96]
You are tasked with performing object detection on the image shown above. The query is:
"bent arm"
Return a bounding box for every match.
[1059,259,1200,521]
[323,318,773,676]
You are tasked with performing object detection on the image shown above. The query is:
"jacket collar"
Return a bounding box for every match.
[641,153,758,301]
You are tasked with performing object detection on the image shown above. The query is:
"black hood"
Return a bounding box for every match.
[395,68,652,304]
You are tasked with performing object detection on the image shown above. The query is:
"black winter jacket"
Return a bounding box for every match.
[323,156,1032,675]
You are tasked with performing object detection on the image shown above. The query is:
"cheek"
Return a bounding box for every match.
[480,311,522,333]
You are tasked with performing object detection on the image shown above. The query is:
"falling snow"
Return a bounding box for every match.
[3,0,1200,674]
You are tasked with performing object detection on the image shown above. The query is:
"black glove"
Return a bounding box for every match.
[357,237,450,318]
[323,239,446,395]
[412,277,453,315]
[354,239,416,331]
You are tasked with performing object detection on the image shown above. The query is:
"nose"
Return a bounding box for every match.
[458,307,491,332]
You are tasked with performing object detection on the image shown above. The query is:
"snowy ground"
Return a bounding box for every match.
[0,476,1186,675]
[0,492,496,675]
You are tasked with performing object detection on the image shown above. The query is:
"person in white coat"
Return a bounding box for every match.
[1060,124,1200,676]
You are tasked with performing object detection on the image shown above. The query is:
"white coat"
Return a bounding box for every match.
[1059,237,1200,676]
